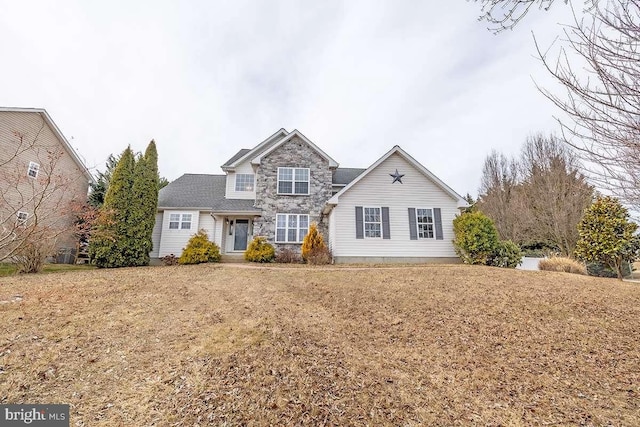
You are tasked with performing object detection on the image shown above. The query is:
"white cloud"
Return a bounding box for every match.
[0,0,578,196]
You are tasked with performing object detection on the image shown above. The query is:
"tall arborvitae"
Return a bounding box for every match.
[129,141,159,266]
[90,147,136,267]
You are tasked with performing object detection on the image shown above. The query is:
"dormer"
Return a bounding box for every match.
[221,129,289,200]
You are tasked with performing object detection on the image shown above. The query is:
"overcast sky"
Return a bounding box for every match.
[0,1,576,197]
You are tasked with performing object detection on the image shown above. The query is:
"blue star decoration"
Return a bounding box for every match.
[389,169,405,184]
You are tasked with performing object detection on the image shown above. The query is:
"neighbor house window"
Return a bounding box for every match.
[27,162,39,178]
[275,213,309,243]
[364,207,381,238]
[168,213,192,230]
[16,211,28,226]
[277,167,309,195]
[235,174,254,191]
[416,208,434,239]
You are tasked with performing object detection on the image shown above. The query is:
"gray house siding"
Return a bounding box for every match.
[253,135,333,252]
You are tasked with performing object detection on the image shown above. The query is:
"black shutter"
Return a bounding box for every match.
[382,207,390,239]
[355,206,364,239]
[434,208,443,240]
[408,208,417,240]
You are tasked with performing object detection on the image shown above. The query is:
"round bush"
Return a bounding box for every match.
[245,237,275,263]
[489,240,523,269]
[453,211,499,265]
[178,230,221,265]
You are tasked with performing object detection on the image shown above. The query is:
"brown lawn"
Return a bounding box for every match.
[0,264,639,426]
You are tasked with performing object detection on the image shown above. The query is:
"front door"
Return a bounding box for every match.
[234,219,249,251]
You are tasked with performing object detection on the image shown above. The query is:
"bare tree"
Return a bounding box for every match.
[472,0,572,32]
[478,134,594,256]
[0,118,88,271]
[536,0,640,210]
[478,150,524,241]
[518,134,594,255]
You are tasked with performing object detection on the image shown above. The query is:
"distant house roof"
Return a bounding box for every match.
[0,107,95,183]
[158,173,259,212]
[333,168,366,186]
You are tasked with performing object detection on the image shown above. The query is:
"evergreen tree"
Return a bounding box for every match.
[301,222,327,262]
[90,147,136,267]
[88,154,119,208]
[575,196,639,280]
[129,141,159,266]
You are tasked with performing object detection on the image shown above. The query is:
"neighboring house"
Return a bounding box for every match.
[0,107,94,259]
[153,129,468,263]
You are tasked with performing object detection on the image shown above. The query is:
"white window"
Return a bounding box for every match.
[168,213,192,230]
[235,174,255,191]
[27,162,39,178]
[275,213,309,243]
[364,207,381,238]
[277,167,309,195]
[16,211,29,226]
[417,208,434,239]
[181,214,192,230]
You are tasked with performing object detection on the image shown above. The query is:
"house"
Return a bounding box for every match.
[152,129,468,263]
[0,107,94,260]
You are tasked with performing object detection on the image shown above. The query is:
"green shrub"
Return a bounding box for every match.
[244,237,275,263]
[575,196,639,280]
[489,240,522,268]
[453,211,500,265]
[539,257,587,275]
[586,261,631,278]
[178,230,220,265]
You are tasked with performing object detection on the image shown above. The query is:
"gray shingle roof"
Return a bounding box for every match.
[333,168,366,185]
[221,149,251,167]
[158,174,258,212]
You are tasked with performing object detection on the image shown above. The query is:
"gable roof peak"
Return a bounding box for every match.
[328,145,467,208]
[251,129,339,168]
[0,106,94,183]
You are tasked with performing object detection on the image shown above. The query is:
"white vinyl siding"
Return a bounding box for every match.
[277,167,309,195]
[275,213,309,243]
[330,153,459,258]
[158,210,200,257]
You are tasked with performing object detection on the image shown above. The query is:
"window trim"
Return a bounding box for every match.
[416,207,435,239]
[275,213,309,243]
[16,211,29,226]
[363,206,382,239]
[277,167,310,195]
[234,173,255,192]
[168,213,192,230]
[27,162,39,178]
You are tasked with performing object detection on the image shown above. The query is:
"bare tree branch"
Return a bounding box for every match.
[535,0,640,210]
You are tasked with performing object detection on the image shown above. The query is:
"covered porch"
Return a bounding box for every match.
[212,210,261,255]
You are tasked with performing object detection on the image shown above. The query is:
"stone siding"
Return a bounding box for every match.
[253,136,332,253]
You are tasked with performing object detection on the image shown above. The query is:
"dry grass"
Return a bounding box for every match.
[538,257,588,275]
[1,264,639,426]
